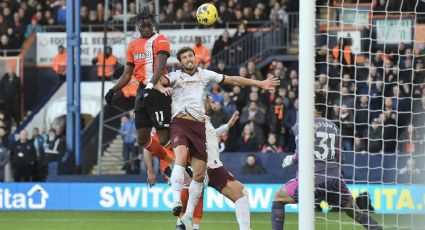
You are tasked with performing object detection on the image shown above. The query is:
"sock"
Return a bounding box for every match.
[144,137,174,164]
[193,223,200,230]
[235,196,250,230]
[271,201,285,230]
[171,165,185,203]
[360,214,382,230]
[185,180,203,218]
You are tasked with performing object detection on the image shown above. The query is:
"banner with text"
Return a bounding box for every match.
[36,29,235,66]
[0,183,424,214]
[376,19,413,44]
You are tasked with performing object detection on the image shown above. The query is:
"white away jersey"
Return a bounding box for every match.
[167,68,224,120]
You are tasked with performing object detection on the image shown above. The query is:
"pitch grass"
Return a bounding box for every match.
[0,211,421,230]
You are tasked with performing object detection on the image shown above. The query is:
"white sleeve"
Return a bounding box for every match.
[215,124,229,136]
[204,69,225,84]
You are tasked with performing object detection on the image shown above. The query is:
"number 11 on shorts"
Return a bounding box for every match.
[155,111,164,122]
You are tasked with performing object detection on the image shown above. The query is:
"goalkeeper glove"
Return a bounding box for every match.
[281,155,294,169]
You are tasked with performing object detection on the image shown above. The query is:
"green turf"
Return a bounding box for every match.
[0,211,421,230]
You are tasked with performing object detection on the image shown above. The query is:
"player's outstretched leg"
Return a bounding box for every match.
[271,181,297,230]
[219,180,250,230]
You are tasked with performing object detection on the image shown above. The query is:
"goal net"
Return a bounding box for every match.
[311,0,425,229]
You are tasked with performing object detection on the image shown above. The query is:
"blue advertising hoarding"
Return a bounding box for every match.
[0,183,424,214]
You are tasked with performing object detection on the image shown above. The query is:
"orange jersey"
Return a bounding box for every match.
[51,53,67,74]
[97,53,117,77]
[126,33,170,84]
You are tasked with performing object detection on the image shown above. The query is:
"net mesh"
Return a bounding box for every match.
[314,0,425,229]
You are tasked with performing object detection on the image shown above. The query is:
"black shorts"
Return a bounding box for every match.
[134,84,171,130]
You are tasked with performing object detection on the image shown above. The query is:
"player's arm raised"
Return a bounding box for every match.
[222,75,280,90]
[104,64,134,105]
[150,53,168,87]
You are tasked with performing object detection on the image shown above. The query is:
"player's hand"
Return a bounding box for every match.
[227,111,239,128]
[281,155,294,169]
[105,89,115,105]
[259,76,280,90]
[147,171,157,188]
[155,83,173,96]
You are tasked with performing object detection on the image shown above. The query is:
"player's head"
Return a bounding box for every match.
[136,5,154,38]
[314,91,327,116]
[176,47,197,72]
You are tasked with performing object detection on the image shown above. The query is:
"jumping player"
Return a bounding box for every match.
[270,92,383,230]
[176,98,250,230]
[160,47,279,230]
[104,6,174,182]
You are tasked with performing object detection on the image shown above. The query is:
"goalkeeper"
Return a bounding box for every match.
[270,92,382,230]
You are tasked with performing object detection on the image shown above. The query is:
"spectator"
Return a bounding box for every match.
[232,23,249,62]
[216,60,233,76]
[240,154,265,175]
[119,114,137,174]
[0,131,8,182]
[92,46,118,80]
[0,70,21,124]
[240,101,266,144]
[398,158,421,184]
[24,18,42,38]
[367,118,383,153]
[354,137,367,153]
[12,12,25,39]
[247,61,263,80]
[32,127,45,181]
[399,125,421,154]
[235,124,258,152]
[210,83,224,104]
[51,45,67,82]
[56,0,66,24]
[332,37,354,75]
[192,36,211,69]
[380,98,398,153]
[0,35,12,51]
[216,2,233,27]
[340,105,354,151]
[11,130,36,182]
[267,96,285,136]
[210,101,228,128]
[283,98,298,151]
[355,96,370,137]
[230,85,246,111]
[260,133,283,153]
[42,129,64,178]
[222,92,237,118]
[80,5,90,24]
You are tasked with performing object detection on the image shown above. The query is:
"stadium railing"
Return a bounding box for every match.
[211,13,299,67]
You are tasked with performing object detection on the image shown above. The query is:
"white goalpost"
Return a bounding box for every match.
[298,0,316,229]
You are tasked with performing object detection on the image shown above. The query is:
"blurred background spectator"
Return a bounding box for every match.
[240,154,266,175]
